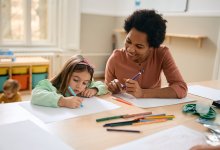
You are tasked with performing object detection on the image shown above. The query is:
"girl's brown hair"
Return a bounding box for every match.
[50,55,94,95]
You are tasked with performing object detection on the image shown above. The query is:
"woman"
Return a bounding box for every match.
[105,9,187,98]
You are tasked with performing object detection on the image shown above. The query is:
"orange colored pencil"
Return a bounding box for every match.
[112,97,133,106]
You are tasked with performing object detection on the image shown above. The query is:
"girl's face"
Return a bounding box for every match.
[69,70,91,95]
[125,28,151,63]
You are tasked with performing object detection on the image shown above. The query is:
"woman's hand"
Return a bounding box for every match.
[58,96,83,108]
[125,79,143,98]
[107,79,123,94]
[80,88,98,98]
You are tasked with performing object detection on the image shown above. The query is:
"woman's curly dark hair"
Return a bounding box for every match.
[124,9,167,48]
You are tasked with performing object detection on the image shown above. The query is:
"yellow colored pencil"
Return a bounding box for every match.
[132,119,167,126]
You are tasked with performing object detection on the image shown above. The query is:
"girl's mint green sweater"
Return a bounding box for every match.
[31,79,108,107]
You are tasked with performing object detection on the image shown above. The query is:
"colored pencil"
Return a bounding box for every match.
[103,119,140,127]
[68,86,83,107]
[121,71,143,88]
[143,115,175,120]
[122,112,152,118]
[133,119,167,126]
[144,113,166,117]
[131,72,142,80]
[68,86,76,96]
[96,112,152,122]
[96,115,125,122]
[106,128,141,133]
[112,97,133,106]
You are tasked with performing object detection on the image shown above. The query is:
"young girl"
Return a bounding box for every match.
[0,79,22,103]
[31,55,109,108]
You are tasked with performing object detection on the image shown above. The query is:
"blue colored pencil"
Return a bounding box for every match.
[68,86,83,107]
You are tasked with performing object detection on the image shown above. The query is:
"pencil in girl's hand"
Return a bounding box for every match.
[68,86,83,107]
[68,86,76,96]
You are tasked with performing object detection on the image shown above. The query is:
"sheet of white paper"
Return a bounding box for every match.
[0,120,73,150]
[19,97,120,123]
[113,93,194,108]
[109,125,206,150]
[188,85,220,101]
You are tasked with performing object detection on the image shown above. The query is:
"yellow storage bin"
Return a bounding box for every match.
[12,67,28,74]
[32,66,48,73]
[0,68,8,75]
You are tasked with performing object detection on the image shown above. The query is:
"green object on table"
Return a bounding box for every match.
[182,104,216,119]
[96,115,124,122]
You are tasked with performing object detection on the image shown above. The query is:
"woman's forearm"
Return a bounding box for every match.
[141,87,178,98]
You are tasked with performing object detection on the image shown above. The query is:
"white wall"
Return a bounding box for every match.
[213,26,220,80]
[81,0,187,16]
[164,16,219,82]
[58,0,81,50]
[81,0,220,16]
[80,14,116,77]
[188,0,220,14]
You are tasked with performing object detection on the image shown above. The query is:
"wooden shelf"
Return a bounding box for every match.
[165,33,207,48]
[0,55,16,62]
[114,29,207,48]
[0,57,50,94]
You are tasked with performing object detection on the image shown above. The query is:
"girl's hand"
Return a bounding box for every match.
[58,96,83,108]
[107,79,123,94]
[80,88,98,98]
[125,79,143,98]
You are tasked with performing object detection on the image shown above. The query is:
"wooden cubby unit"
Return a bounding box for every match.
[0,57,50,94]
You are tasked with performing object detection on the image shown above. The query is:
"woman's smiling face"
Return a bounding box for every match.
[125,28,151,63]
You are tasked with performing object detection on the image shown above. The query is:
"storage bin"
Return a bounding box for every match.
[32,73,48,88]
[0,75,8,92]
[32,66,48,73]
[12,74,29,90]
[0,68,8,75]
[12,67,28,74]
